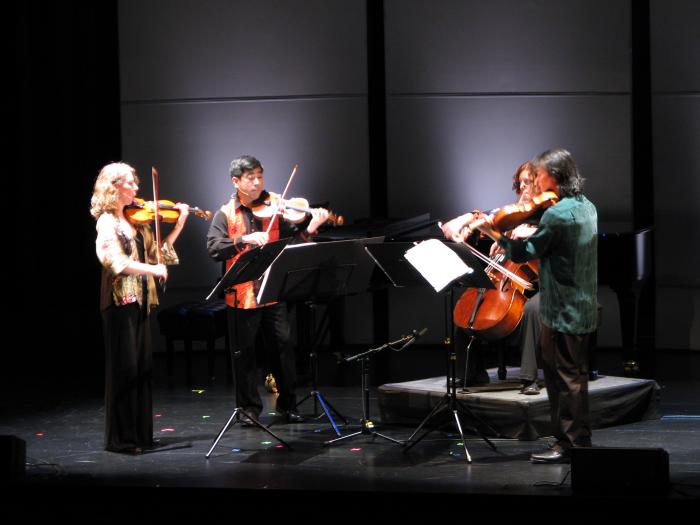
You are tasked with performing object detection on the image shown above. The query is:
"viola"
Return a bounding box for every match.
[492,191,558,232]
[125,197,212,225]
[251,191,344,226]
[466,191,558,234]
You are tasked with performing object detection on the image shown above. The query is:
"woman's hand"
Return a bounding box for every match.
[474,216,502,242]
[441,213,474,240]
[152,263,168,281]
[173,203,190,226]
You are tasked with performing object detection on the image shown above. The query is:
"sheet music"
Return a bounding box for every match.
[404,238,474,292]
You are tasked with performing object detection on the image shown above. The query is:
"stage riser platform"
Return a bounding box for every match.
[377,369,659,440]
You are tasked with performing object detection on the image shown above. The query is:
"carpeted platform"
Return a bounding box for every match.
[377,368,660,440]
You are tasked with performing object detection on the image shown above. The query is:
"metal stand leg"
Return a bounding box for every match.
[205,407,290,458]
[292,303,348,435]
[403,342,498,462]
[324,357,403,447]
[205,300,291,458]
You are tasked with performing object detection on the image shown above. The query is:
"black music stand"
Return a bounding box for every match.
[367,240,499,462]
[205,238,292,458]
[257,237,384,436]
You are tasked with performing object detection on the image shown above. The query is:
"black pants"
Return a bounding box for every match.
[102,303,154,451]
[227,303,297,417]
[540,324,593,448]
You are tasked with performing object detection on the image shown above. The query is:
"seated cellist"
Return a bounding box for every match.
[441,161,541,394]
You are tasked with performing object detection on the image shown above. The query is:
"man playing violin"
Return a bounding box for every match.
[207,155,329,424]
[475,148,598,464]
[441,161,542,394]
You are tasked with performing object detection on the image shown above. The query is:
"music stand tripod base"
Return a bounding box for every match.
[323,354,403,447]
[402,339,499,463]
[205,407,291,458]
[295,389,347,436]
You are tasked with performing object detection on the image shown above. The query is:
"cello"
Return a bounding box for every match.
[451,191,557,340]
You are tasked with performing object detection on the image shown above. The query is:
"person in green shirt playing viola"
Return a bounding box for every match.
[475,148,598,464]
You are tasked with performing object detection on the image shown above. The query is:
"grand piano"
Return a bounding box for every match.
[597,228,653,375]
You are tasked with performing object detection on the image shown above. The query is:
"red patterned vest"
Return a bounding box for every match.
[220,198,280,309]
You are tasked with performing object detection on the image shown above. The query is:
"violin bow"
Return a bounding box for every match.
[152,167,166,289]
[265,164,298,234]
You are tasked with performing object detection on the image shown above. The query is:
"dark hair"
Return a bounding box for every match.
[532,148,584,197]
[512,161,535,194]
[229,155,263,179]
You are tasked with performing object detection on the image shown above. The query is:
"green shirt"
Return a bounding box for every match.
[498,195,598,334]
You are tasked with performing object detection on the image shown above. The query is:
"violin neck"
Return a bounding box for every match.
[285,203,312,214]
[283,203,342,225]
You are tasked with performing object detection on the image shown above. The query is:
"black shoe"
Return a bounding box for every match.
[530,448,570,464]
[285,410,305,424]
[143,439,165,450]
[519,381,541,395]
[107,446,144,455]
[237,413,255,427]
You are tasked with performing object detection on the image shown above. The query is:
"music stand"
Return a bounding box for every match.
[367,239,499,462]
[322,336,410,447]
[205,238,292,458]
[257,237,384,436]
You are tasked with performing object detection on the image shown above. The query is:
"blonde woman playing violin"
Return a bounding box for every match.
[91,162,190,455]
[206,155,329,424]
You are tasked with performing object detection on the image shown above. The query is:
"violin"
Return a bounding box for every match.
[251,191,344,226]
[465,191,559,234]
[492,191,558,232]
[125,197,213,225]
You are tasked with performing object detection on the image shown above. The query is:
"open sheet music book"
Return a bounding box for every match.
[404,238,475,292]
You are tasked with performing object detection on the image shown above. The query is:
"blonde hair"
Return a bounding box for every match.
[90,162,139,219]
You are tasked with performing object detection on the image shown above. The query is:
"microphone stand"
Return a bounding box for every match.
[323,331,424,447]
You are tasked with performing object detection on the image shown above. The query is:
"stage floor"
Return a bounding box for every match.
[2,372,699,518]
[378,368,660,440]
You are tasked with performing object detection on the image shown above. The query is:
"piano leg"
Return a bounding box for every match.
[614,288,642,377]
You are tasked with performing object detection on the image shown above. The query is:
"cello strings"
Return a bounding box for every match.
[462,242,533,290]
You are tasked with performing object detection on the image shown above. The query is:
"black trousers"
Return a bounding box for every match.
[102,303,154,451]
[540,324,593,448]
[227,303,297,417]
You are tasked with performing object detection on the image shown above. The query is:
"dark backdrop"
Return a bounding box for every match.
[9,1,699,400]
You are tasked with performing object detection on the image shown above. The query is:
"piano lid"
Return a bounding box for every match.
[598,228,652,289]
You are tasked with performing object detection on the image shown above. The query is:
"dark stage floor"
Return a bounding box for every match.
[2,351,699,520]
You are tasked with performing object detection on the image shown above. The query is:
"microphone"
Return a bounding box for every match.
[399,327,428,351]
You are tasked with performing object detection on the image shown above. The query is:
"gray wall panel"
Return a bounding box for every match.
[121,98,370,290]
[386,95,633,232]
[650,0,700,92]
[652,94,700,349]
[119,0,367,101]
[651,0,700,350]
[385,0,630,94]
